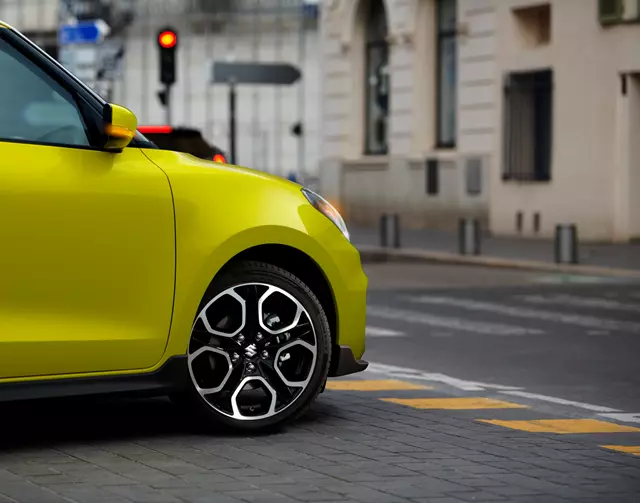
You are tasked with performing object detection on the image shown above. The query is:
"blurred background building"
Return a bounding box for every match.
[0,0,320,181]
[0,0,639,243]
[319,0,640,243]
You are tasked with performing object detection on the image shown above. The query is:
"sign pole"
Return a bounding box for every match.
[165,84,172,125]
[229,79,237,165]
[212,62,302,168]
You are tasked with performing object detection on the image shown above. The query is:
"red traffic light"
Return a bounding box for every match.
[158,30,177,49]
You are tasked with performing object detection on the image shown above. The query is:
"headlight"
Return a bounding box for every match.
[301,188,350,242]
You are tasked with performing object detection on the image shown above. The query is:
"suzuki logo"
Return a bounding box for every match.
[244,344,257,358]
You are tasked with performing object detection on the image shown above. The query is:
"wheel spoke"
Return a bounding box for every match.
[230,376,277,419]
[191,327,239,352]
[197,288,246,338]
[187,346,234,395]
[259,359,295,404]
[274,340,317,388]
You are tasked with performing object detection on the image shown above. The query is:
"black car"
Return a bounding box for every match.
[138,125,227,163]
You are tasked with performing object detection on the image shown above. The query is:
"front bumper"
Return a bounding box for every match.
[329,345,369,377]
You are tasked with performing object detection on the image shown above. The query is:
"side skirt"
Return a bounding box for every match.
[0,356,189,403]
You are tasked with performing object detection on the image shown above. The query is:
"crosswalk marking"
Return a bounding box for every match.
[381,397,527,410]
[408,295,640,333]
[478,419,640,434]
[326,380,431,391]
[601,445,640,456]
[367,305,543,336]
[516,294,640,312]
[366,326,405,337]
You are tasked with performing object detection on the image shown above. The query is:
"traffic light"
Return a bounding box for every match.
[157,27,178,86]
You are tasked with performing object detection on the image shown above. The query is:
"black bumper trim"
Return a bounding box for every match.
[329,345,368,377]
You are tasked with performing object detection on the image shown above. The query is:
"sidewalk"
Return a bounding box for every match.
[350,225,640,274]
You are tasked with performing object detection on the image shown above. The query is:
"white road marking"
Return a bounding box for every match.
[367,305,544,336]
[366,362,523,392]
[368,362,628,418]
[500,390,619,413]
[516,294,640,312]
[598,413,640,424]
[408,295,640,333]
[366,326,405,337]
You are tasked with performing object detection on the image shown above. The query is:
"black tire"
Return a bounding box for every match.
[174,260,332,432]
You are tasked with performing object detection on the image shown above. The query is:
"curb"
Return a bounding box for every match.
[356,244,640,280]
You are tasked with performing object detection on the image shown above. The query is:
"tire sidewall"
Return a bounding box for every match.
[185,262,332,431]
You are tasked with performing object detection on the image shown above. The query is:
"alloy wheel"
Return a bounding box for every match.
[187,283,318,421]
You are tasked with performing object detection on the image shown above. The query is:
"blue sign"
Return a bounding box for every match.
[58,20,109,46]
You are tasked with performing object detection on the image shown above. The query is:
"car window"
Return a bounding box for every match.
[0,37,90,147]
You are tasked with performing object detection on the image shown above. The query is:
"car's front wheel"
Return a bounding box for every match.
[178,260,331,431]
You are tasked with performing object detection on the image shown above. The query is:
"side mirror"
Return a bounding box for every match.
[102,103,137,151]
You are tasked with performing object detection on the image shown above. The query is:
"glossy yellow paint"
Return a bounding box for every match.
[141,149,368,364]
[0,137,366,383]
[0,20,367,385]
[0,143,175,380]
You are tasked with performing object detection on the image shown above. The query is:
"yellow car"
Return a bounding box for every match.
[0,22,367,430]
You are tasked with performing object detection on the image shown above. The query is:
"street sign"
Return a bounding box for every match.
[212,62,301,86]
[58,19,110,46]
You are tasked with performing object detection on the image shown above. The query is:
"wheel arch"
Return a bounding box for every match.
[217,244,338,354]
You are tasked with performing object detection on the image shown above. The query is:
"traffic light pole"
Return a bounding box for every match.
[229,80,237,165]
[164,84,172,125]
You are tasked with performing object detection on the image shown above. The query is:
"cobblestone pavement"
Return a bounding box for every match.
[2,376,640,503]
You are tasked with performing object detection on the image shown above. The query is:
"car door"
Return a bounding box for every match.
[0,29,176,379]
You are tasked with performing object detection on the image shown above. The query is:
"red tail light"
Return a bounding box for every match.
[213,154,226,163]
[138,125,173,134]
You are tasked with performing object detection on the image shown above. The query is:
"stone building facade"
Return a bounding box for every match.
[319,0,640,242]
[318,0,497,230]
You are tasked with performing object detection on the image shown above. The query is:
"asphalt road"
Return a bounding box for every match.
[363,261,640,413]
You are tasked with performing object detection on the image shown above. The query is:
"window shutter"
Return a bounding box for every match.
[599,0,624,24]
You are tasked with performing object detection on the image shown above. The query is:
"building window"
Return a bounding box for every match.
[436,0,457,148]
[598,0,624,24]
[503,69,553,182]
[512,3,551,48]
[364,0,389,155]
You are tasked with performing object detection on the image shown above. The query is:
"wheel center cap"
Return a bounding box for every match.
[244,343,258,358]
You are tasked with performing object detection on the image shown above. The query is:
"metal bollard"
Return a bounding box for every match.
[379,213,400,248]
[555,224,578,264]
[458,218,481,255]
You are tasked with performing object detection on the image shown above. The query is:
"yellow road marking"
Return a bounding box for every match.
[326,379,431,391]
[479,419,640,434]
[601,445,640,456]
[381,397,527,409]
